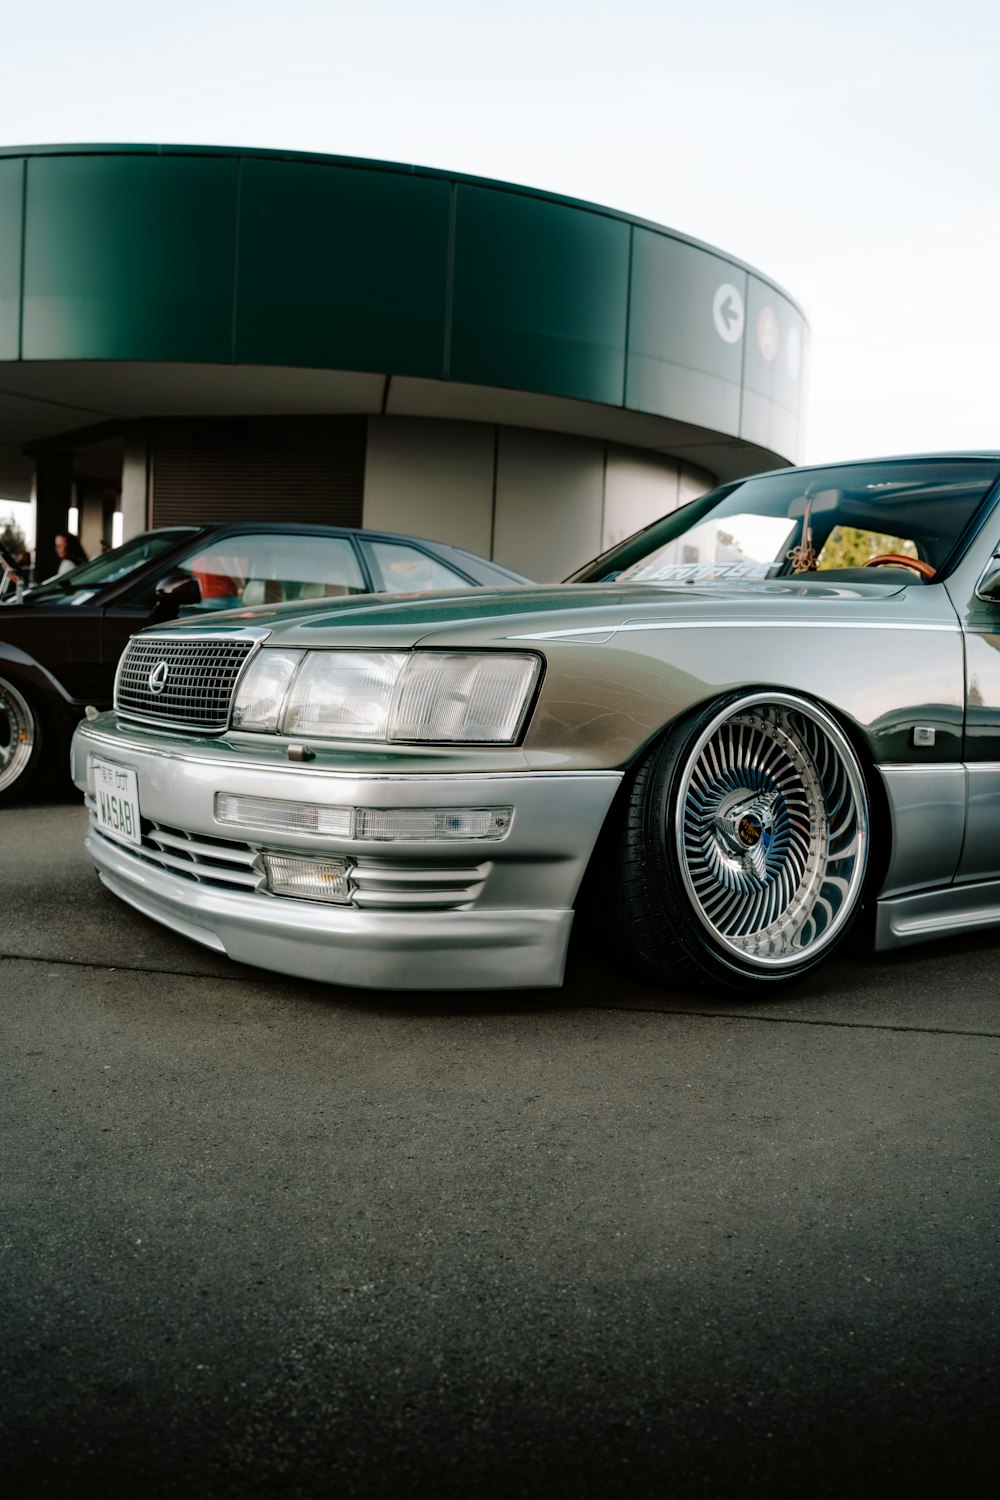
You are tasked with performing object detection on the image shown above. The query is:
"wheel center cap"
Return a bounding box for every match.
[738,813,763,847]
[712,788,780,878]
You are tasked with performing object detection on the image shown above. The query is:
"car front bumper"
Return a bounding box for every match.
[71,719,622,991]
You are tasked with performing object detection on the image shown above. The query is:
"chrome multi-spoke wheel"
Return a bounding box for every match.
[0,676,41,799]
[675,694,868,970]
[600,691,870,995]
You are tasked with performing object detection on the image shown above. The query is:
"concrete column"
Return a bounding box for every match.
[33,451,74,581]
[120,424,150,540]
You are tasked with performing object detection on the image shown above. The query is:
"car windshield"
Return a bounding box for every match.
[22,529,201,605]
[569,458,1000,586]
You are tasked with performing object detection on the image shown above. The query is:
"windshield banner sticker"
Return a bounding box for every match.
[626,561,772,583]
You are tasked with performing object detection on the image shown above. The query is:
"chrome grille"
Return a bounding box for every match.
[115,635,256,730]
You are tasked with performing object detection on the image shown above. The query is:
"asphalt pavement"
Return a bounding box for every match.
[2,782,999,1498]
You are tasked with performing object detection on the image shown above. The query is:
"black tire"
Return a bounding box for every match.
[596,690,870,996]
[0,675,44,802]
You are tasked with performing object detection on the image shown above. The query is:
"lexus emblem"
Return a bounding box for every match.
[148,661,170,695]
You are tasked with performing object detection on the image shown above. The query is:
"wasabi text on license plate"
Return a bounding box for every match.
[92,757,142,847]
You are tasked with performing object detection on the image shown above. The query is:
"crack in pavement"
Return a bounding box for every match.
[3,951,999,1039]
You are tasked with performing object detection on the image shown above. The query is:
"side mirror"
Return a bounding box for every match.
[150,571,202,622]
[976,555,1000,603]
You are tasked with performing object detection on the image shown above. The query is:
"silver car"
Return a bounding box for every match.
[71,453,1000,997]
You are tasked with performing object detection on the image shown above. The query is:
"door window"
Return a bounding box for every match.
[369,540,472,594]
[179,534,367,609]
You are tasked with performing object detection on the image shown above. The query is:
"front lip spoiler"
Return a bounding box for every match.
[87,831,577,991]
[72,719,623,991]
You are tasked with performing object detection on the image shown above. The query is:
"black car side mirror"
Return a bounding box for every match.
[150,571,202,622]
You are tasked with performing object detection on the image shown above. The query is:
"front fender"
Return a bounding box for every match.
[0,641,82,739]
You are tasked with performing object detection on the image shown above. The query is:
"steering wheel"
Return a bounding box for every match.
[863,553,936,580]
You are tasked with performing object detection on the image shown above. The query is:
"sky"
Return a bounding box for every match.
[2,0,998,539]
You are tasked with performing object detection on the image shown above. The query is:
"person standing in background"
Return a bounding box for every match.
[54,532,88,576]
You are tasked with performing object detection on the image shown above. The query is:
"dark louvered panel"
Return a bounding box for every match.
[150,417,366,527]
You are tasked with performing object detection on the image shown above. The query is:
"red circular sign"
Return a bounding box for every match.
[757,306,779,362]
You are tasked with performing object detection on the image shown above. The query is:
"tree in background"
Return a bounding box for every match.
[819,526,918,568]
[0,512,28,558]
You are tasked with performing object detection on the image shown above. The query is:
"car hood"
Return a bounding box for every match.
[145,576,940,651]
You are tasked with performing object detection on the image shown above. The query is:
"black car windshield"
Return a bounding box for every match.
[570,458,1000,586]
[22,529,201,605]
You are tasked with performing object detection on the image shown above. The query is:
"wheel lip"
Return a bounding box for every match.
[0,676,37,795]
[672,690,870,972]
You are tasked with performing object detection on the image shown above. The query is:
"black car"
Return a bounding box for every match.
[0,522,528,800]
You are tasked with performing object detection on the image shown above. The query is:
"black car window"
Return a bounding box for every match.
[177,533,368,610]
[23,530,199,604]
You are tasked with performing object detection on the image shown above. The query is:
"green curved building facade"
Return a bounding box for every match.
[0,145,808,580]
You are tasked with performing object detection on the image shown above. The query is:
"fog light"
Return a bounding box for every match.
[353,806,512,841]
[217,793,353,837]
[263,852,353,904]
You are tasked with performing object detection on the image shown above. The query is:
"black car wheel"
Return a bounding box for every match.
[603,691,870,995]
[0,676,43,801]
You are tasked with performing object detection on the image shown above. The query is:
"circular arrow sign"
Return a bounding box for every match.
[712,283,744,344]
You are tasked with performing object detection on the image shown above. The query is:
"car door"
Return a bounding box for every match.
[950,523,1000,882]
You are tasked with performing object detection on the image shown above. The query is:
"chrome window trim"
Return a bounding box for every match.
[974,548,1000,603]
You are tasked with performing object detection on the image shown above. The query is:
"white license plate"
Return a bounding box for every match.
[92,757,142,847]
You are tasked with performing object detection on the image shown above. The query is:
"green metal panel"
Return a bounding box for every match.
[21,155,238,361]
[235,161,450,376]
[0,145,809,464]
[449,186,629,405]
[742,277,805,410]
[627,230,746,434]
[738,275,808,454]
[0,157,23,358]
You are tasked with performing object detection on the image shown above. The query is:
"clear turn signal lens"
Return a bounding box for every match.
[263,852,353,903]
[216,793,353,837]
[354,806,513,841]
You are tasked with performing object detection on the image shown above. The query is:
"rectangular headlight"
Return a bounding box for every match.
[282,652,407,740]
[389,653,540,742]
[231,649,540,745]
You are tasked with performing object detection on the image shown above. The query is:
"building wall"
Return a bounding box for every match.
[1,146,804,572]
[364,417,713,581]
[492,430,605,581]
[362,418,496,558]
